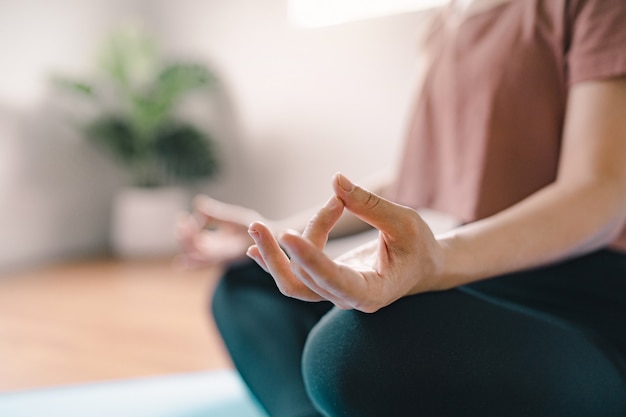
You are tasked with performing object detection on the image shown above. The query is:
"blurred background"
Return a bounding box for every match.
[0,0,433,272]
[0,0,439,412]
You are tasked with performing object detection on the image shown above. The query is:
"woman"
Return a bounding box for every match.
[178,0,626,415]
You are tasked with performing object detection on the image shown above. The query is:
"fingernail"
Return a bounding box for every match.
[248,228,260,241]
[337,173,354,192]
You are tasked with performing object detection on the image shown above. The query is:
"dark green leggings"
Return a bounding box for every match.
[212,250,626,417]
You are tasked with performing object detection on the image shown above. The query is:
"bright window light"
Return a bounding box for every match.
[288,0,449,28]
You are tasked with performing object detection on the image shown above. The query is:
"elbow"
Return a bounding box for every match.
[601,214,626,247]
[556,178,626,253]
[581,201,626,252]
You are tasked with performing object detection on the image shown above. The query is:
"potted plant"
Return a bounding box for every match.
[56,25,219,258]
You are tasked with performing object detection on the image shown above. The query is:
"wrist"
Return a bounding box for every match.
[432,231,472,291]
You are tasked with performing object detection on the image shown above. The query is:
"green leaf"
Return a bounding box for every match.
[52,76,97,98]
[86,116,140,162]
[154,123,218,182]
[51,24,220,187]
[98,24,159,90]
[151,63,213,109]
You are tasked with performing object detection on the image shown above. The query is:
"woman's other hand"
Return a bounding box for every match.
[175,196,267,269]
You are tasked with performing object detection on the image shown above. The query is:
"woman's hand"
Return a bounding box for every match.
[175,196,268,268]
[247,173,447,312]
[246,194,346,302]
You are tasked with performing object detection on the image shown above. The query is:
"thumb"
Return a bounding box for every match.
[332,172,414,237]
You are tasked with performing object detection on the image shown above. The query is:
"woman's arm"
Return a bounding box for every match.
[437,78,626,288]
[247,78,626,312]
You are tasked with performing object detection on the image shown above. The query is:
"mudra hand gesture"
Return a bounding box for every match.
[176,195,270,268]
[247,173,448,313]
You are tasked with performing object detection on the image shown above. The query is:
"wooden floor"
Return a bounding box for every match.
[0,258,232,393]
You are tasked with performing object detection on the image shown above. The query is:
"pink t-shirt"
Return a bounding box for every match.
[392,0,626,252]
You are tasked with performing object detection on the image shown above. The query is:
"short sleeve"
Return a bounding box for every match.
[566,0,626,86]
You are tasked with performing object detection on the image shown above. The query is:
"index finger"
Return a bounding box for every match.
[302,195,344,249]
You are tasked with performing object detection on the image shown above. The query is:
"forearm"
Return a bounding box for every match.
[428,79,626,291]
[435,179,626,289]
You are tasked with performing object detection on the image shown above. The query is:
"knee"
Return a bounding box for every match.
[300,298,460,417]
[302,309,383,417]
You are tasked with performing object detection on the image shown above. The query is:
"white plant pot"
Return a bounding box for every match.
[111,187,190,259]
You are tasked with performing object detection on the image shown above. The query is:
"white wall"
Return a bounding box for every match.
[153,0,426,217]
[0,0,427,272]
[0,0,146,271]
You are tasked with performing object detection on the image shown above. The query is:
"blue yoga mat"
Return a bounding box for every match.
[0,370,267,417]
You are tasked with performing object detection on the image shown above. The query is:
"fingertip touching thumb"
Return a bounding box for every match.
[332,172,404,233]
[332,172,384,213]
[334,172,355,193]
